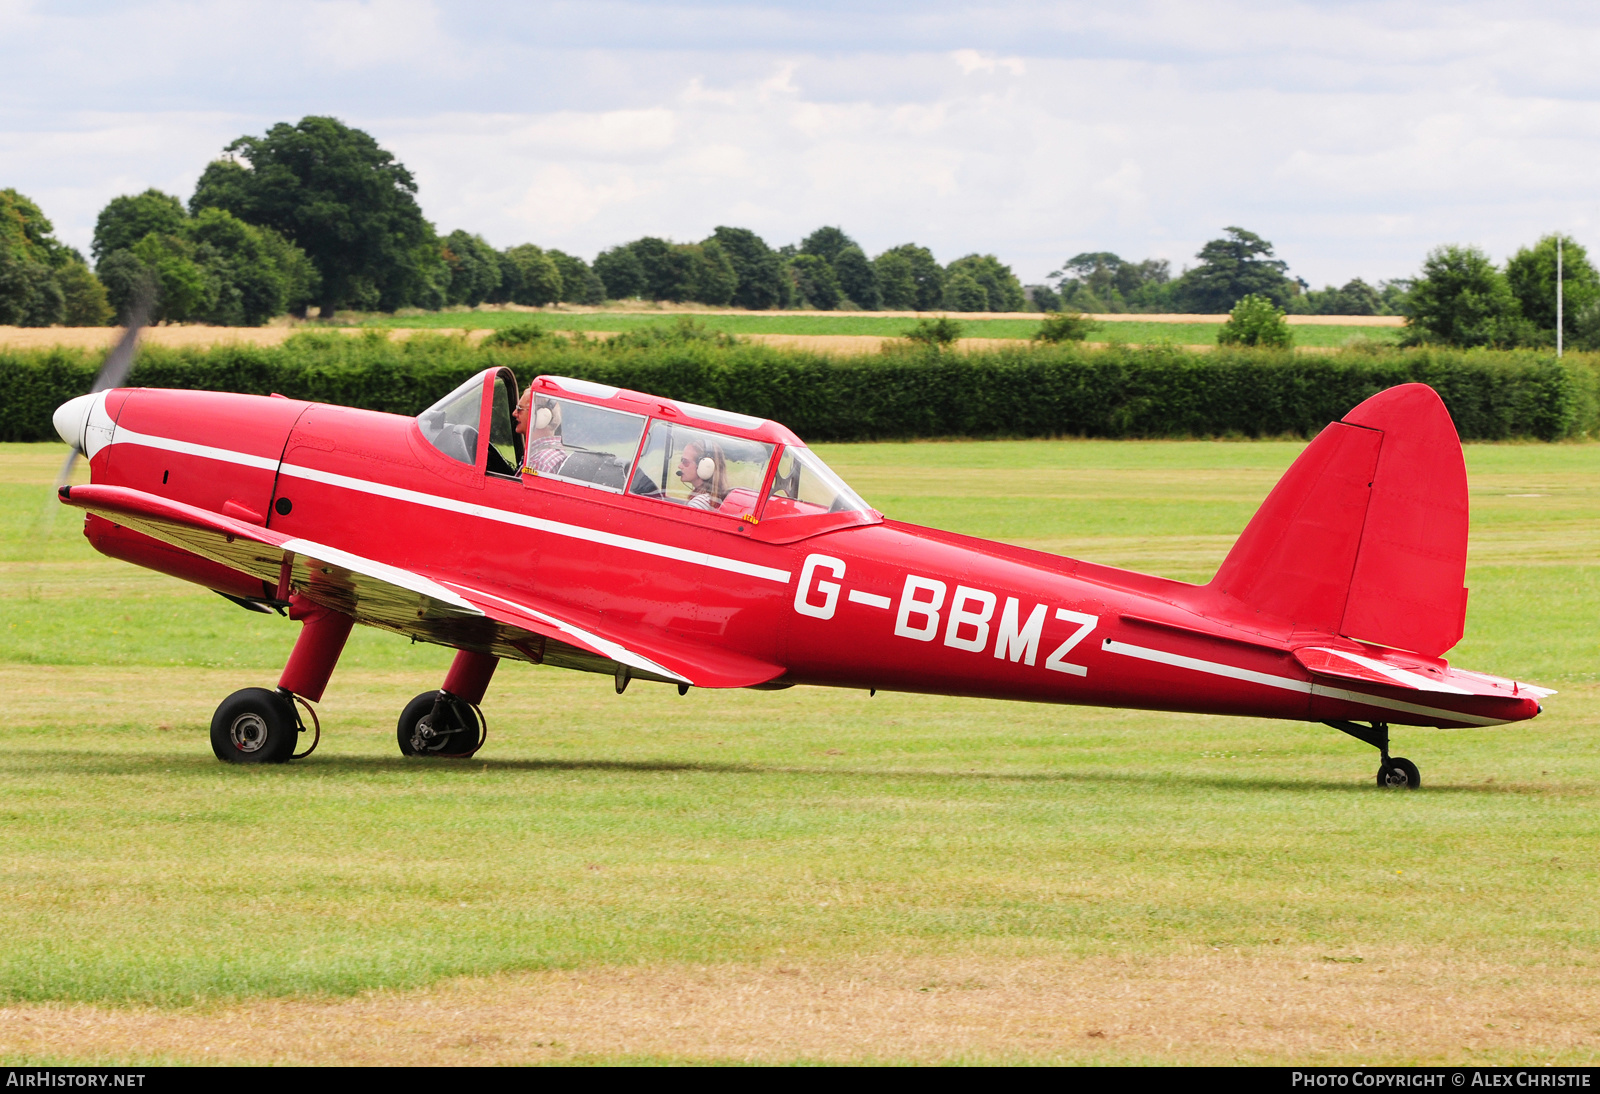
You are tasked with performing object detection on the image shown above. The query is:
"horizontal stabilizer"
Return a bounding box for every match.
[1294,647,1467,694]
[1295,646,1553,701]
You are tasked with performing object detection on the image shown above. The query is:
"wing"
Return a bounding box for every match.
[60,484,785,689]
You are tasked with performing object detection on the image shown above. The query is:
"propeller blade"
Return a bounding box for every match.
[54,290,153,491]
[93,290,152,393]
[54,449,79,492]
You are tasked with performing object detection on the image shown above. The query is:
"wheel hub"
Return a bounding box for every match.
[229,712,270,753]
[412,715,456,753]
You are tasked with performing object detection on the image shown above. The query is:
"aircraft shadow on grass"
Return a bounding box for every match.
[35,751,1560,796]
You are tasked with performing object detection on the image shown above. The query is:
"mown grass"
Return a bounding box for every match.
[353,311,1403,348]
[0,439,1595,1049]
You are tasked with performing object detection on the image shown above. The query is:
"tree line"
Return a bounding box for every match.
[2,114,1595,349]
[1037,229,1412,317]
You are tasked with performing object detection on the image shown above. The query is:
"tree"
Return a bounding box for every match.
[1505,234,1600,340]
[0,189,117,326]
[190,116,439,315]
[1217,294,1292,347]
[1033,312,1096,343]
[945,254,1025,312]
[187,207,317,326]
[441,231,502,307]
[903,316,963,347]
[547,250,605,305]
[710,227,785,310]
[1402,245,1529,348]
[687,240,738,306]
[56,259,112,326]
[627,237,695,302]
[1050,252,1171,312]
[0,189,66,326]
[800,226,856,266]
[1024,284,1062,312]
[874,249,917,310]
[789,253,842,310]
[942,270,989,312]
[92,190,187,263]
[499,244,563,306]
[1052,252,1122,311]
[874,244,943,310]
[130,232,216,323]
[1172,227,1295,312]
[96,250,159,324]
[89,187,318,325]
[832,246,881,310]
[254,224,320,317]
[592,245,645,300]
[1574,301,1600,351]
[1378,280,1412,315]
[1291,278,1384,316]
[0,249,64,326]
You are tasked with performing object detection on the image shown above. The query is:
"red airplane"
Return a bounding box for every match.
[51,347,1550,788]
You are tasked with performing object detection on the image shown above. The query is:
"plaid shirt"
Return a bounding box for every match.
[525,436,567,474]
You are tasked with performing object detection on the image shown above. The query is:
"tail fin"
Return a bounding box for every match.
[1210,384,1468,657]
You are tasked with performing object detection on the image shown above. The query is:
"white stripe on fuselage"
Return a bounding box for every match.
[1102,639,1509,726]
[107,427,793,585]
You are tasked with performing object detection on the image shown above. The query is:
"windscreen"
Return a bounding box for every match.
[418,375,485,465]
[764,446,871,518]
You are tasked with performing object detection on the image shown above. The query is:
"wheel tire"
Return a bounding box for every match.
[211,688,299,765]
[1377,756,1421,790]
[397,691,479,757]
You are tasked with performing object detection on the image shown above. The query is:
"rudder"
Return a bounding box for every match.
[1209,384,1468,657]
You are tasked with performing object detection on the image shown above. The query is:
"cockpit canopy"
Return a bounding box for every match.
[416,371,874,532]
[418,371,521,475]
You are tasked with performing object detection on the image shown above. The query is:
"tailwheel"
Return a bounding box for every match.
[398,691,486,758]
[211,687,299,764]
[1377,756,1421,790]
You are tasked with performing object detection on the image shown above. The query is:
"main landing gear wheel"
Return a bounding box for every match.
[211,687,299,764]
[397,691,485,758]
[1377,756,1421,790]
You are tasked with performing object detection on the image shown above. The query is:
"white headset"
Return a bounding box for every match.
[696,456,715,480]
[534,406,554,430]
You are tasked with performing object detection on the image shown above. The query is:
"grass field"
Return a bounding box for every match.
[353,311,1404,348]
[1,438,1595,1065]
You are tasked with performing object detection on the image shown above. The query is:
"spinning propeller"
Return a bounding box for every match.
[54,296,150,490]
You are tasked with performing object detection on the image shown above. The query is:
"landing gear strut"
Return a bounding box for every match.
[397,649,498,759]
[1324,719,1422,789]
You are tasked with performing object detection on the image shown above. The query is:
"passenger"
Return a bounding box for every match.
[516,390,567,474]
[677,439,726,510]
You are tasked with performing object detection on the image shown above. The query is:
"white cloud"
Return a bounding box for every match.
[6,1,1600,284]
[950,49,1026,76]
[300,0,447,69]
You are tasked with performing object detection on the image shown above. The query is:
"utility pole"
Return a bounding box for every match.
[1557,234,1564,358]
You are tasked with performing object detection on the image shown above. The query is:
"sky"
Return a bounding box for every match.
[3,0,1598,287]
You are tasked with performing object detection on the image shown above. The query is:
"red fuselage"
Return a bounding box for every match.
[71,376,1544,733]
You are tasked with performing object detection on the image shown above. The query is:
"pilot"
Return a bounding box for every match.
[677,439,726,510]
[516,390,567,474]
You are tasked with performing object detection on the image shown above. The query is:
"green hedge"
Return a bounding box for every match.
[3,331,1596,443]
